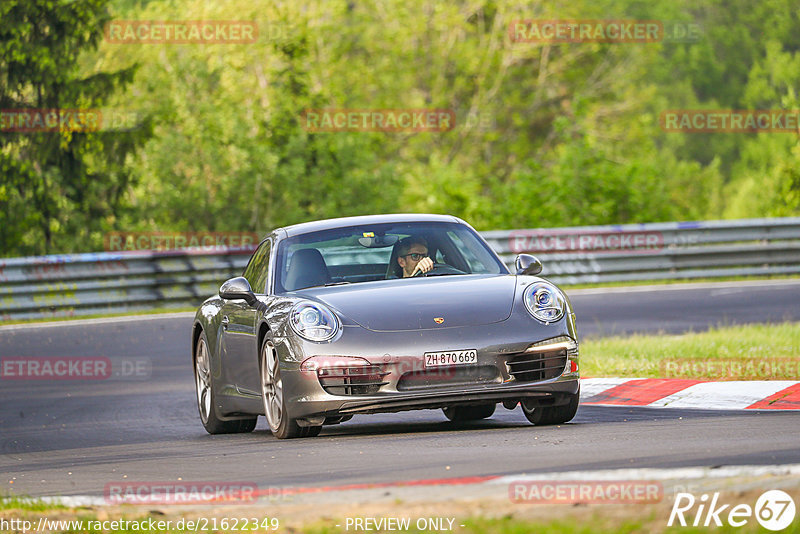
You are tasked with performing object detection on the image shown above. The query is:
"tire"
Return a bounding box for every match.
[442,403,496,421]
[305,425,322,437]
[260,334,314,439]
[521,387,580,426]
[194,330,257,434]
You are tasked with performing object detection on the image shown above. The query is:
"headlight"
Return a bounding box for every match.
[523,282,566,324]
[289,301,339,342]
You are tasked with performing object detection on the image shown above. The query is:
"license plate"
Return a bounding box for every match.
[424,350,478,368]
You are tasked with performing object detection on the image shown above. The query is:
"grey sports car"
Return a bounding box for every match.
[192,214,580,438]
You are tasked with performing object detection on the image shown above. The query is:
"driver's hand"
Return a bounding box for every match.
[412,257,434,276]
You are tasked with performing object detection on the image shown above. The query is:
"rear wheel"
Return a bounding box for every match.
[442,403,496,421]
[521,388,579,425]
[260,335,321,439]
[194,331,257,434]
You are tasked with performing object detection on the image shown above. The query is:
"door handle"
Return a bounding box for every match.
[221,315,230,330]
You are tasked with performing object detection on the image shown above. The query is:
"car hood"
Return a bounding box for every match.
[301,275,517,332]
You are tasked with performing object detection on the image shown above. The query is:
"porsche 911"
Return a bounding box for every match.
[192,214,579,438]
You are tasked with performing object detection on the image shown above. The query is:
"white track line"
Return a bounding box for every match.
[579,378,637,398]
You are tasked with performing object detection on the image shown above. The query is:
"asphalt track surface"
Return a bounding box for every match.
[1,280,799,498]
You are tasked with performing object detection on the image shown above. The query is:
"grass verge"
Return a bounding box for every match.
[1,496,791,534]
[581,321,800,379]
[561,274,800,290]
[0,307,195,327]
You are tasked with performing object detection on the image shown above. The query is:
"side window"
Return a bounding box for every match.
[253,240,272,294]
[242,240,271,293]
[447,231,483,273]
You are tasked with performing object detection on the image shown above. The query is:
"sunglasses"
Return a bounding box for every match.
[401,252,428,261]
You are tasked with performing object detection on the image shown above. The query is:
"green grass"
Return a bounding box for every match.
[561,274,800,290]
[303,517,644,534]
[581,322,800,379]
[0,495,65,512]
[454,516,775,534]
[0,306,195,326]
[292,515,784,534]
[1,499,794,533]
[0,514,772,534]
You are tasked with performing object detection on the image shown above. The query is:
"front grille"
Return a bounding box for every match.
[506,349,567,382]
[318,365,389,395]
[396,365,501,391]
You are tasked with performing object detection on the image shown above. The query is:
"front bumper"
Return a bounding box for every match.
[335,379,578,415]
[276,311,580,420]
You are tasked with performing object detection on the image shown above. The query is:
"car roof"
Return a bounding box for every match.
[278,213,463,238]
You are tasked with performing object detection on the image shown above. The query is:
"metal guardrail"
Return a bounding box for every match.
[482,217,800,285]
[1,217,799,321]
[0,249,252,321]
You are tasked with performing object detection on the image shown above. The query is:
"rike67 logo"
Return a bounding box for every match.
[669,490,796,531]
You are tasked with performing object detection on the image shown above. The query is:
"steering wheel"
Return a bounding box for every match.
[412,263,466,277]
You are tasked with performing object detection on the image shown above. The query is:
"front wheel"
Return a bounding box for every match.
[521,387,580,425]
[260,335,321,439]
[194,330,257,434]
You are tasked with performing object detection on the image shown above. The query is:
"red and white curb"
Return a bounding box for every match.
[580,378,800,410]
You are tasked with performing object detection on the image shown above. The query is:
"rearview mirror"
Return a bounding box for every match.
[515,254,543,276]
[219,276,257,305]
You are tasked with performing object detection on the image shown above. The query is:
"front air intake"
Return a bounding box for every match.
[317,365,389,395]
[506,337,576,382]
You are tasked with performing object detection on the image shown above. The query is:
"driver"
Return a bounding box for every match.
[394,235,434,278]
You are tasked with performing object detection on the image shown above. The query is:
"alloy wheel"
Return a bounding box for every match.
[195,338,212,423]
[261,340,283,431]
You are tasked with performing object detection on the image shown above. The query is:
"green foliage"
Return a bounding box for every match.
[2,0,799,255]
[0,0,152,255]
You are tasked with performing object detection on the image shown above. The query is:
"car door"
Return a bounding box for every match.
[222,239,271,396]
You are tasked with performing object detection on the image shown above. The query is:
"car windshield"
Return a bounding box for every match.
[274,221,507,292]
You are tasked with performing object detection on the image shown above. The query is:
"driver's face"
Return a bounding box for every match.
[398,244,428,277]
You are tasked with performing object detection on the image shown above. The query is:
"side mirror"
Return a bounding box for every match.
[219,276,257,305]
[515,254,543,276]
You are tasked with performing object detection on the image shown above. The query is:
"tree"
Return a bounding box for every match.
[0,0,151,256]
